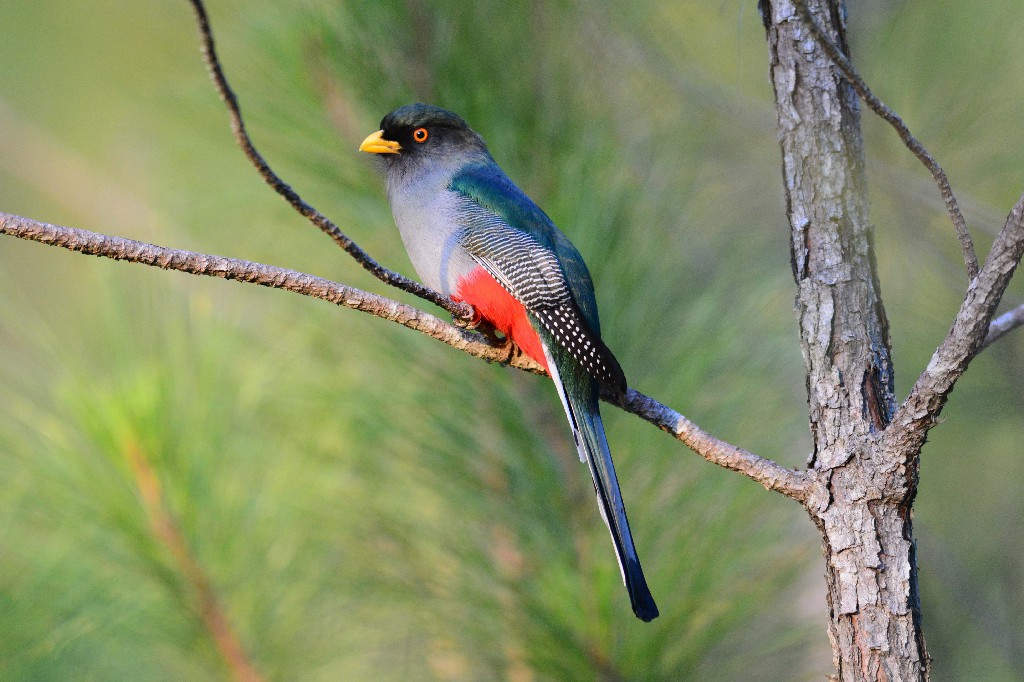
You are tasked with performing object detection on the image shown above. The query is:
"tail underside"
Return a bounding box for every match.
[544,347,659,622]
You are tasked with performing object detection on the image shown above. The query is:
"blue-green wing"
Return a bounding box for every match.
[449,162,626,395]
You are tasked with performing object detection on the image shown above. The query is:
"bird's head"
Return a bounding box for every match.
[359,104,490,179]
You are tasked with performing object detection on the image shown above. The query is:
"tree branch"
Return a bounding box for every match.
[618,389,814,501]
[980,302,1024,350]
[0,212,517,368]
[887,191,1024,448]
[186,0,471,321]
[177,0,814,499]
[1,211,811,501]
[792,0,980,281]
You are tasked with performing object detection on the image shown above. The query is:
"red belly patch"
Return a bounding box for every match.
[453,266,549,373]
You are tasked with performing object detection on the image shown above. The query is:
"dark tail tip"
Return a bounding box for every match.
[631,588,659,622]
[633,598,659,622]
[626,558,659,622]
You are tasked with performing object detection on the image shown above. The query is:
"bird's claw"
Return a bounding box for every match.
[452,307,503,344]
[475,320,505,347]
[452,305,482,330]
[483,333,520,366]
[451,309,518,364]
[497,338,520,366]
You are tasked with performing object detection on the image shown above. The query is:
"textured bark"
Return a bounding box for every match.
[763,0,1024,675]
[764,1,926,679]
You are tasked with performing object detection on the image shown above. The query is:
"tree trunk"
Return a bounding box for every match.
[763,1,929,678]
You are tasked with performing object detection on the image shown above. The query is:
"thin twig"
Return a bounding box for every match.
[186,0,472,321]
[887,191,1024,449]
[1,212,812,501]
[981,302,1024,349]
[0,212,522,369]
[792,0,980,281]
[617,389,813,501]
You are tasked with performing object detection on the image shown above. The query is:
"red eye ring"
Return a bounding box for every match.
[412,127,429,143]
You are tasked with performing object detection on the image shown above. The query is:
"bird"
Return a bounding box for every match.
[359,104,658,622]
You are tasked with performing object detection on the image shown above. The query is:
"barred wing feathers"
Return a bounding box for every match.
[450,164,626,396]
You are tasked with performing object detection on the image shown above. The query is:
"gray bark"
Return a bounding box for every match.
[766,0,1024,677]
[764,1,925,678]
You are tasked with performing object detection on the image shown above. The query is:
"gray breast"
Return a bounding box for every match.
[387,168,477,297]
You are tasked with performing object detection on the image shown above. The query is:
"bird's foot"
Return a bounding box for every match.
[451,305,482,330]
[497,338,521,366]
[474,320,507,347]
[452,308,503,344]
[450,309,517,363]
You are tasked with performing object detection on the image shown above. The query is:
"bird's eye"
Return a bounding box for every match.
[412,127,429,143]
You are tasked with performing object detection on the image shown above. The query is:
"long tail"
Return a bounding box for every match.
[545,349,659,622]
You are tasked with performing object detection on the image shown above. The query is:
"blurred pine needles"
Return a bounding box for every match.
[0,0,1021,679]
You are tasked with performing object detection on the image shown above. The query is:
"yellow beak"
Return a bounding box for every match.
[359,130,402,155]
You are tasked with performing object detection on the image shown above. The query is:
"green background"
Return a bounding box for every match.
[1,1,1021,679]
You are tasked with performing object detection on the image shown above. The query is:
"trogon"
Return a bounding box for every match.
[360,104,658,622]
